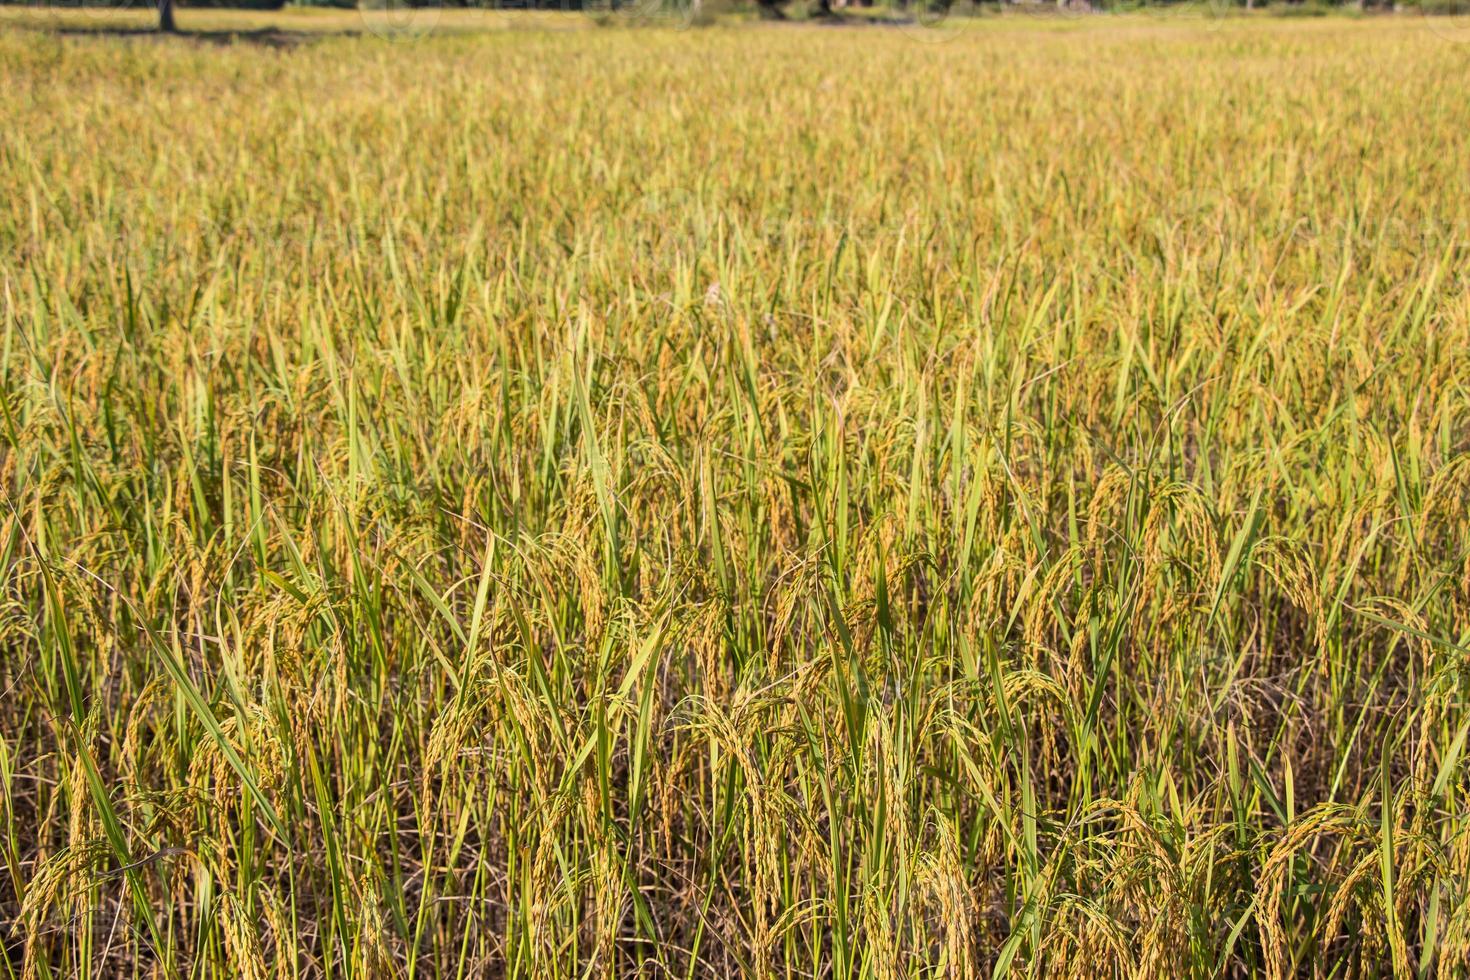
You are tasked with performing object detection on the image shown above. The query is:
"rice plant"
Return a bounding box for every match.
[2,12,1469,978]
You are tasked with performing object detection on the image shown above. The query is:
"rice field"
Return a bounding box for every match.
[3,10,1470,977]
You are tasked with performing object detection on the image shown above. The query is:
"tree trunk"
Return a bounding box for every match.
[159,0,177,32]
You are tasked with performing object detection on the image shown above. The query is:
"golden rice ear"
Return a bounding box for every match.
[1084,464,1134,562]
[913,813,976,980]
[217,893,270,980]
[350,873,398,978]
[1255,804,1393,980]
[1250,535,1320,618]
